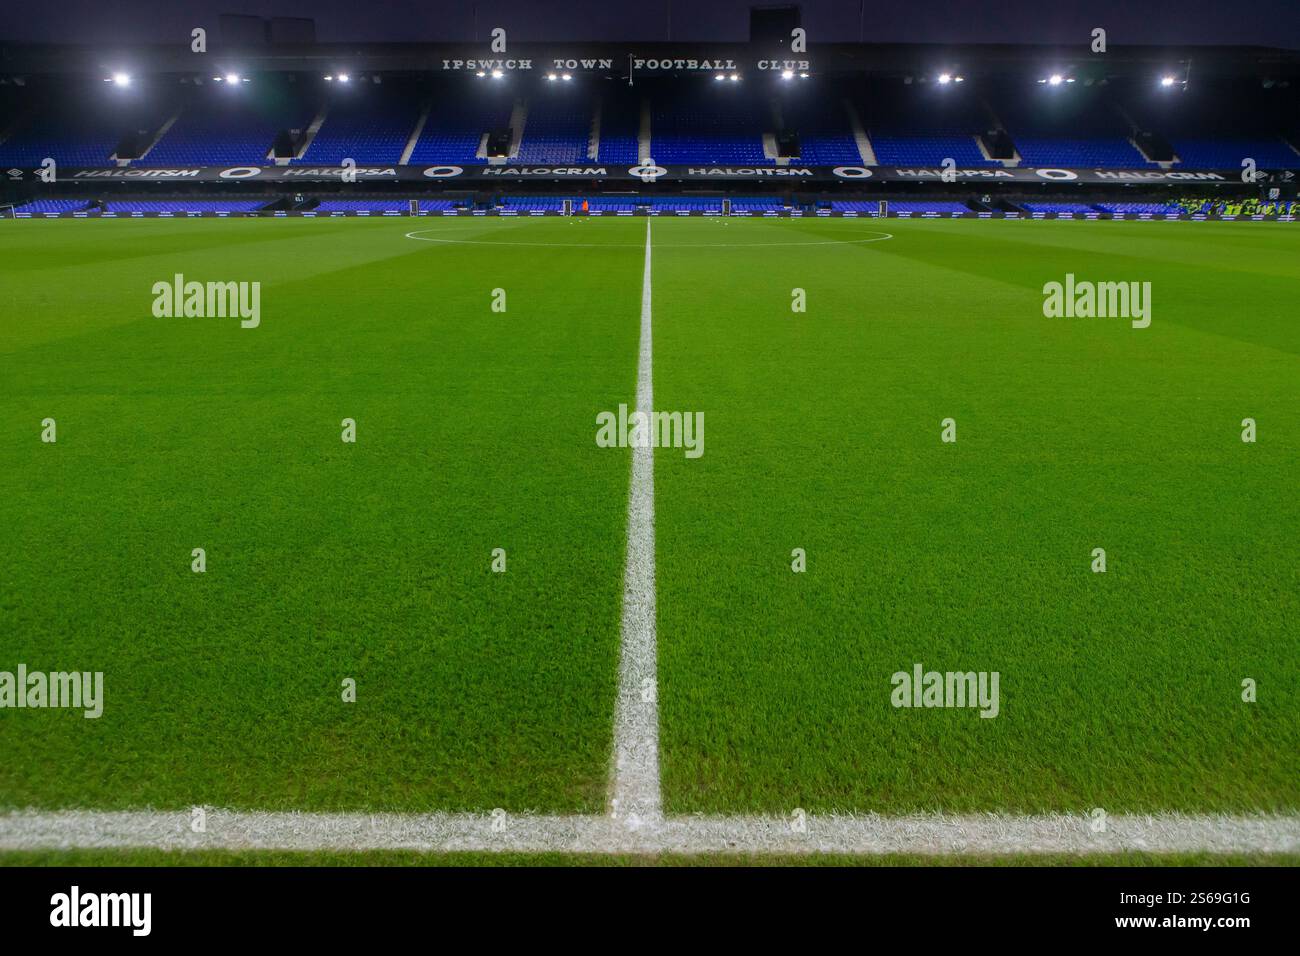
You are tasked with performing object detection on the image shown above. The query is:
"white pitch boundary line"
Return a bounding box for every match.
[608,218,662,828]
[2,220,1297,857]
[1,811,1297,855]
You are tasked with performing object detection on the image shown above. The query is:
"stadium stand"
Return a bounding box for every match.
[516,98,592,163]
[1095,202,1183,215]
[1168,136,1299,168]
[295,90,421,165]
[0,100,165,167]
[729,196,785,211]
[146,92,313,166]
[313,198,454,212]
[407,94,514,164]
[832,200,971,214]
[104,198,269,213]
[996,86,1152,167]
[779,98,861,165]
[523,196,781,212]
[643,195,727,212]
[1179,196,1297,216]
[1021,202,1101,213]
[890,200,975,213]
[500,196,567,211]
[1126,85,1300,169]
[649,88,769,164]
[862,82,997,167]
[12,198,93,214]
[595,90,641,164]
[585,197,638,212]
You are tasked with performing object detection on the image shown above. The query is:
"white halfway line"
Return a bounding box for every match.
[608,218,661,827]
[1,222,1297,857]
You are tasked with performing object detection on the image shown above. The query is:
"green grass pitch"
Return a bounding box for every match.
[1,216,1296,824]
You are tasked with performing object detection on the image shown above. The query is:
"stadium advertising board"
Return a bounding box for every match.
[10,165,1294,184]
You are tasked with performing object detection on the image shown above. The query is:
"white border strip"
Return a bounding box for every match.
[1,811,1296,855]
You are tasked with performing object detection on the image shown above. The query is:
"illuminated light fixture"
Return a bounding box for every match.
[225,73,240,84]
[545,73,557,81]
[491,69,504,79]
[337,73,350,83]
[799,72,809,78]
[213,75,224,82]
[937,73,952,84]
[1048,74,1063,86]
[729,73,740,81]
[561,73,572,81]
[715,73,726,81]
[476,70,486,77]
[324,74,333,81]
[1160,75,1176,87]
[111,72,131,87]
[955,75,964,82]
[781,69,794,80]
[1065,77,1075,83]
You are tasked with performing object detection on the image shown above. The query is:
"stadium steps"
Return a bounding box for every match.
[765,99,789,165]
[638,96,651,162]
[506,98,527,159]
[844,99,876,165]
[762,132,788,165]
[1128,135,1169,167]
[1115,105,1174,167]
[291,104,330,163]
[977,97,1018,166]
[131,108,181,165]
[400,99,431,165]
[587,96,601,160]
[976,132,1019,167]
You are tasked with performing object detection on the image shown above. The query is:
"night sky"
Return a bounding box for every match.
[2,0,1297,50]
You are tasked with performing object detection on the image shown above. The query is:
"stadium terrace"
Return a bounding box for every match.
[1,37,1295,219]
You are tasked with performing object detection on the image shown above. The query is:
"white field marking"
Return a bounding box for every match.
[1,810,1297,855]
[403,226,894,248]
[608,217,661,828]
